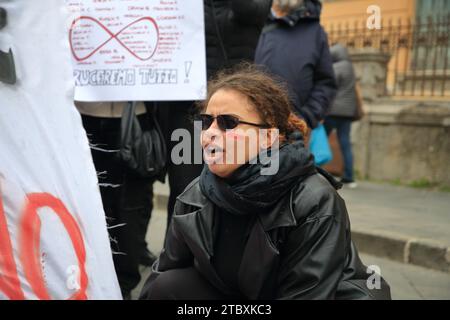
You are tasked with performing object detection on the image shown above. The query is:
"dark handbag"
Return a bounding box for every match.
[116,101,166,181]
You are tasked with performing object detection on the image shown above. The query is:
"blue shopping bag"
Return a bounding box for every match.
[309,124,333,166]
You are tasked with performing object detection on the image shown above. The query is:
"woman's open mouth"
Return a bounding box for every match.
[203,144,225,164]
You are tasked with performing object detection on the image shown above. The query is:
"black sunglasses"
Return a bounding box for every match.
[195,114,269,131]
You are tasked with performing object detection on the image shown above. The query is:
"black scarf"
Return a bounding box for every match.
[199,132,317,216]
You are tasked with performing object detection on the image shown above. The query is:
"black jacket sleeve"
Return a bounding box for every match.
[138,203,194,299]
[231,0,272,26]
[156,216,193,273]
[276,187,348,299]
[146,199,195,276]
[139,203,194,300]
[300,28,337,128]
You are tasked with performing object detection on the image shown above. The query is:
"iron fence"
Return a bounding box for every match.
[325,15,450,98]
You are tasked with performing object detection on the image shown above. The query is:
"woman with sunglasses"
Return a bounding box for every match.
[140,64,391,300]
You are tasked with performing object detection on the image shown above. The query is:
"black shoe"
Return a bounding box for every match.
[140,249,157,267]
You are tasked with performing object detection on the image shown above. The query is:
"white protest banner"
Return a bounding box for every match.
[0,0,121,299]
[67,0,207,102]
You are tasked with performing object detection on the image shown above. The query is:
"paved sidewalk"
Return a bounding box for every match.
[358,253,450,300]
[338,181,450,273]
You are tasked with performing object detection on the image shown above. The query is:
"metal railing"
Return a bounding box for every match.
[325,15,450,98]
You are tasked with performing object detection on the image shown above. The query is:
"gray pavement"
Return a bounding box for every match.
[338,181,450,248]
[360,253,450,300]
[338,181,450,272]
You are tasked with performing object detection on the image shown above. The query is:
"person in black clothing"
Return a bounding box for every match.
[324,43,359,188]
[156,0,272,235]
[77,101,155,299]
[140,64,391,300]
[255,0,336,129]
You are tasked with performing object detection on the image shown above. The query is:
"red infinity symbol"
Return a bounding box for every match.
[69,16,159,62]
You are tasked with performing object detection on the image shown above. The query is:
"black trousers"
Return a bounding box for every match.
[156,101,204,233]
[81,114,154,296]
[141,267,236,300]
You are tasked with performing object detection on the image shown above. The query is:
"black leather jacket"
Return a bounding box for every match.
[142,171,391,300]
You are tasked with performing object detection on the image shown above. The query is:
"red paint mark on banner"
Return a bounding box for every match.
[0,188,88,300]
[0,186,25,300]
[69,16,159,62]
[20,193,88,300]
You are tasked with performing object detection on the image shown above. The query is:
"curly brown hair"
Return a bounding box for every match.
[197,63,308,142]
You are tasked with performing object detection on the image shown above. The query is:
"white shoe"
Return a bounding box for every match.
[346,182,358,189]
[341,179,358,189]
